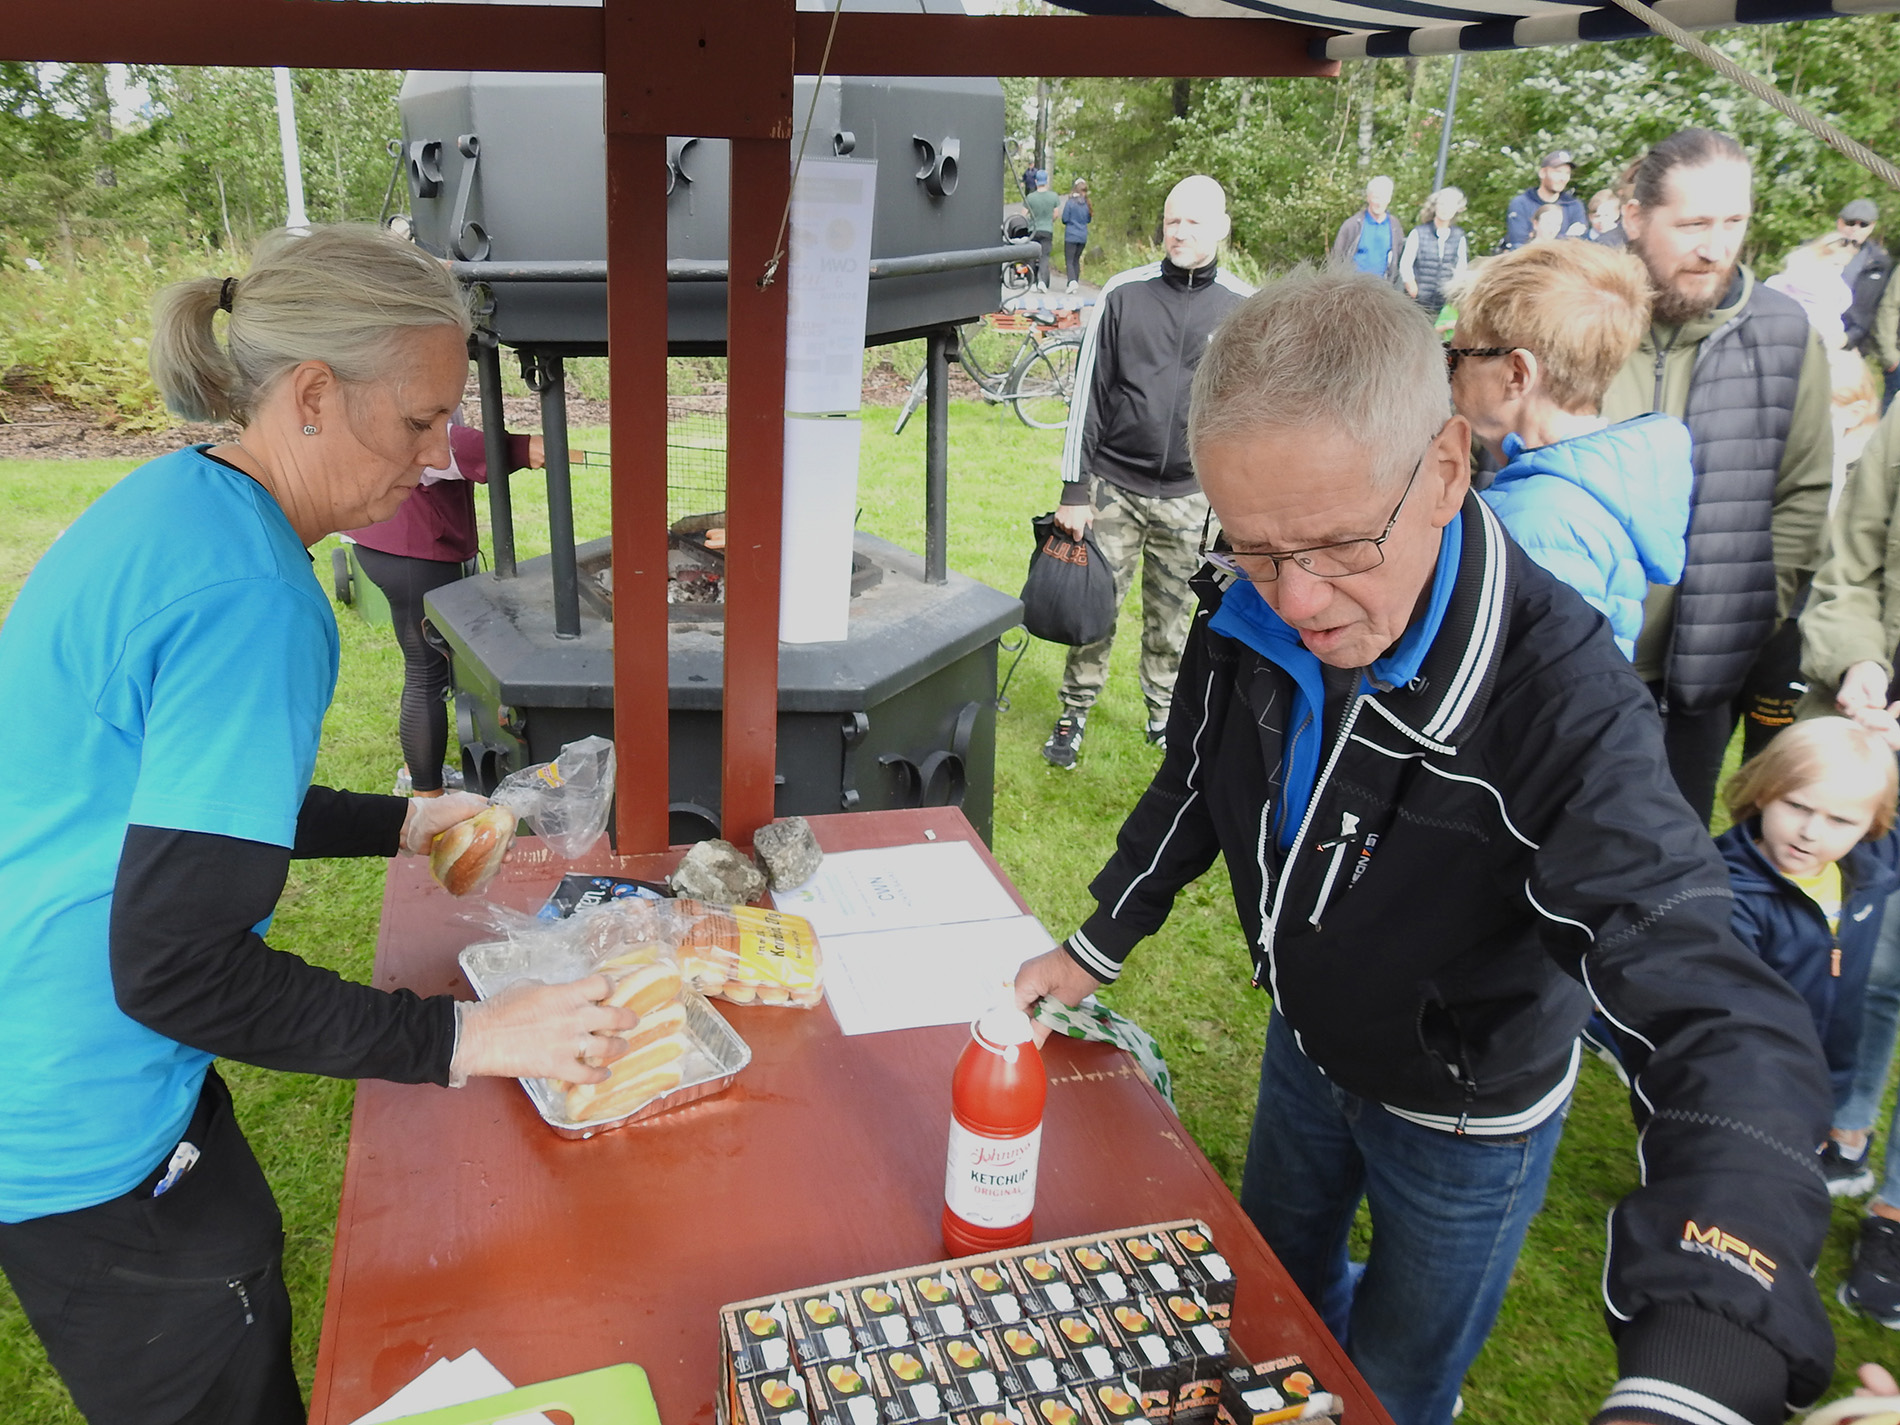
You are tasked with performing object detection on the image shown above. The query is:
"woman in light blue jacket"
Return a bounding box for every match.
[1448,241,1692,658]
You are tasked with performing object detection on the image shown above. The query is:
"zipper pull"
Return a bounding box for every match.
[1832,946,1842,978]
[228,1277,255,1326]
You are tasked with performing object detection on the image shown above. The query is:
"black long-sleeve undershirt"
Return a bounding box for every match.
[108,785,456,1084]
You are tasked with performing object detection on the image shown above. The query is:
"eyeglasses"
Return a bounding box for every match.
[1443,343,1517,376]
[1198,444,1429,583]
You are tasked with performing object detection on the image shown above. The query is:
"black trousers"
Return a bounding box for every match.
[0,1070,304,1425]
[1064,240,1085,285]
[1033,231,1053,286]
[1649,683,1737,829]
[353,544,466,793]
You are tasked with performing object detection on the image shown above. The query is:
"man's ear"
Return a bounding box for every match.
[1425,415,1472,528]
[1621,199,1644,241]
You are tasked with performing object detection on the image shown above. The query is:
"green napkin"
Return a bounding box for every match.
[1032,995,1174,1106]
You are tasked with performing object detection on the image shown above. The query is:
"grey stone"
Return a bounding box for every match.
[753,816,823,891]
[669,838,768,904]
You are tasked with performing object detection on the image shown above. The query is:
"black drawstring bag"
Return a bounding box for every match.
[1019,512,1117,646]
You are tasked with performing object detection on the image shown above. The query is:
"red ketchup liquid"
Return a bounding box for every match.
[942,1006,1048,1256]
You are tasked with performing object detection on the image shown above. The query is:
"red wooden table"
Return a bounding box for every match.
[309,807,1390,1425]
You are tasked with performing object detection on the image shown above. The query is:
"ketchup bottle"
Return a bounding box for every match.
[942,1005,1048,1256]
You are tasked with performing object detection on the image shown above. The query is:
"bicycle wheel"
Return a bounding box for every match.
[1010,336,1081,429]
[959,324,1015,404]
[892,367,929,435]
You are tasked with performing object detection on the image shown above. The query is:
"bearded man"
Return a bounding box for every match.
[1601,127,1833,824]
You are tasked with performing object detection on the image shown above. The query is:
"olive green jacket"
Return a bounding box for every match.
[1874,264,1900,371]
[1799,403,1900,711]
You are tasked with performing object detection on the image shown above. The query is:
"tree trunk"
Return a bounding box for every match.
[1356,67,1374,169]
[84,63,116,188]
[1034,78,1050,173]
[1172,77,1191,120]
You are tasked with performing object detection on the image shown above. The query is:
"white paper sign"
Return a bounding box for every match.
[784,157,877,417]
[823,915,1058,1037]
[779,415,861,645]
[774,841,1024,937]
[347,1348,551,1425]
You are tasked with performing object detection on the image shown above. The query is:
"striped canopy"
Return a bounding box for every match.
[1046,0,1897,60]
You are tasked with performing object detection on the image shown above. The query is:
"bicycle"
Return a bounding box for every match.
[892,311,1084,434]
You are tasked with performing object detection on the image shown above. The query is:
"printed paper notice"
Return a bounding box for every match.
[773,841,1022,937]
[823,915,1057,1036]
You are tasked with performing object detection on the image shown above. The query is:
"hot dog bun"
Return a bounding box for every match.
[563,1032,688,1121]
[604,961,683,1017]
[429,804,517,897]
[622,999,687,1055]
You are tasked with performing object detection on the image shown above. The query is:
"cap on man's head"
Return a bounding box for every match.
[1540,150,1574,169]
[1841,198,1879,224]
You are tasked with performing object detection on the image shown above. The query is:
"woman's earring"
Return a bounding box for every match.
[302,425,319,436]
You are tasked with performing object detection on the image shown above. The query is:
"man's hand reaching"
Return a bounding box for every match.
[1013,945,1105,1046]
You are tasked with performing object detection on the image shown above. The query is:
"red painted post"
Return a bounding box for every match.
[722,134,794,849]
[603,128,671,853]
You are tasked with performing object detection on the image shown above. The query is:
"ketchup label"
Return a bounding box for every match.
[944,1122,1042,1227]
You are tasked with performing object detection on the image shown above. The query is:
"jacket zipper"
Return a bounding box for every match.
[1648,323,1683,711]
[1308,836,1354,928]
[1262,691,1366,977]
[229,1276,255,1325]
[1156,267,1202,478]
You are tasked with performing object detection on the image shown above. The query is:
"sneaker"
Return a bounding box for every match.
[1043,712,1086,769]
[1066,280,1079,294]
[1145,721,1168,751]
[1841,1215,1900,1327]
[1822,1135,1878,1198]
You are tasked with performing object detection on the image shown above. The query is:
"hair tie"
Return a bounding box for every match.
[218,277,237,313]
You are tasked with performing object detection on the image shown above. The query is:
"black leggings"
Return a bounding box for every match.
[353,544,466,792]
[1065,240,1085,285]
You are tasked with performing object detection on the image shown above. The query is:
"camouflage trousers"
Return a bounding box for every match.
[1059,479,1210,720]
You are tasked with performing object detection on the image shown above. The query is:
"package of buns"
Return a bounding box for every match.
[456,900,751,1139]
[673,899,825,1008]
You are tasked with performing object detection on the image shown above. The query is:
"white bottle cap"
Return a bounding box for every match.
[977,1004,1037,1048]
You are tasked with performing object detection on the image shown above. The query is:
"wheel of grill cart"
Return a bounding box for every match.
[331,547,354,604]
[1010,335,1082,429]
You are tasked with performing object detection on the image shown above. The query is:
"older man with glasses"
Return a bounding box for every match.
[1013,269,1836,1425]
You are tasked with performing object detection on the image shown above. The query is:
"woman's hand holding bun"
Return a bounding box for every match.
[400,791,494,856]
[449,973,637,1084]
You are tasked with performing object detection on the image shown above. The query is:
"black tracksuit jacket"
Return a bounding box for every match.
[1063,497,1834,1425]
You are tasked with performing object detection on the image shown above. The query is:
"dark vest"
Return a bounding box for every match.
[1409,224,1464,303]
[1668,284,1810,712]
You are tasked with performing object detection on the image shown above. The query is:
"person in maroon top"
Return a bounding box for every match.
[345,414,542,795]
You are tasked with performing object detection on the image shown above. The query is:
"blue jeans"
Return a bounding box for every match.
[1834,889,1900,1201]
[1239,1014,1567,1425]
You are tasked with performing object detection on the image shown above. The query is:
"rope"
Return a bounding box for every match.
[759,0,846,289]
[1597,0,1900,190]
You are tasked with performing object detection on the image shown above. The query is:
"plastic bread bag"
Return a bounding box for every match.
[459,895,687,995]
[491,735,618,859]
[672,898,824,1007]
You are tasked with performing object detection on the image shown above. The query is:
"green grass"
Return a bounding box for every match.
[0,421,1890,1424]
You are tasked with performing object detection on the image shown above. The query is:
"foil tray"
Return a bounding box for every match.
[459,940,752,1140]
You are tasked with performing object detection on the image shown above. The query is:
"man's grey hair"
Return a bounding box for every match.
[1188,268,1448,488]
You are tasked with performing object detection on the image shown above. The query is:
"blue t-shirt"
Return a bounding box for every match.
[0,447,338,1221]
[1354,213,1394,276]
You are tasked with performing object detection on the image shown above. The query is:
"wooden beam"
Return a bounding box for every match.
[794,11,1338,79]
[3,2,1337,83]
[604,0,794,139]
[603,128,671,855]
[0,1,603,71]
[721,132,794,849]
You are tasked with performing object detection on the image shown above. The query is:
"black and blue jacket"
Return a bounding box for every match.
[1064,495,1835,1425]
[1718,820,1899,1106]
